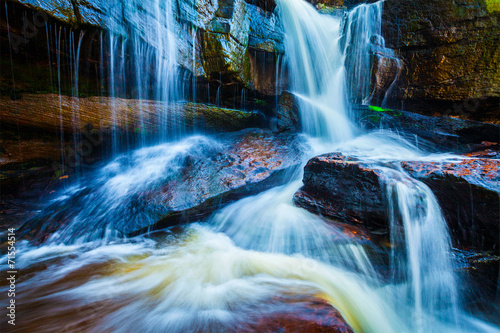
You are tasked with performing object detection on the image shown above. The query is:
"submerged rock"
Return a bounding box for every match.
[19,129,306,242]
[294,153,500,252]
[248,297,353,333]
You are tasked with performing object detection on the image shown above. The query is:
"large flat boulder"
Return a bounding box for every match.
[294,153,500,252]
[19,129,306,242]
[0,93,265,134]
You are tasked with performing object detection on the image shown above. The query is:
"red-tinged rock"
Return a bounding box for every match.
[400,158,499,251]
[294,153,500,252]
[247,297,353,333]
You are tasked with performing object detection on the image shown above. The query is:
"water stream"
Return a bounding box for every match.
[1,0,498,332]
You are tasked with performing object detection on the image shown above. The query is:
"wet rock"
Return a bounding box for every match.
[382,0,500,122]
[0,93,266,135]
[11,0,103,26]
[276,91,301,132]
[294,153,389,230]
[248,296,353,333]
[356,105,500,153]
[368,52,401,105]
[454,249,500,310]
[400,158,500,252]
[294,153,500,252]
[19,129,306,242]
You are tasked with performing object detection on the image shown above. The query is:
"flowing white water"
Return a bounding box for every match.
[279,0,354,142]
[105,0,180,145]
[2,0,499,332]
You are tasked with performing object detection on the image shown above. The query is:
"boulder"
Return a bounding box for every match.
[294,153,390,229]
[382,0,500,122]
[276,91,301,132]
[19,129,306,242]
[294,153,500,252]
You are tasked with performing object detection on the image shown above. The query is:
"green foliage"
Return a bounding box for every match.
[485,0,500,13]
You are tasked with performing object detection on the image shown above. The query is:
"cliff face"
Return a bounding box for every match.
[2,0,285,98]
[382,0,500,123]
[2,0,499,123]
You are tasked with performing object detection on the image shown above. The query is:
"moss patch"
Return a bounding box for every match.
[485,0,500,13]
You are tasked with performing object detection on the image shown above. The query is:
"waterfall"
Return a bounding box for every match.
[104,0,180,146]
[343,1,383,104]
[278,0,354,142]
[4,1,499,332]
[384,167,460,331]
[276,0,477,331]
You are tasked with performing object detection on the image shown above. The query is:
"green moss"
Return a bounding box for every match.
[485,0,500,13]
[368,105,392,112]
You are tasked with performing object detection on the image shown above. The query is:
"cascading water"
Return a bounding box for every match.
[2,0,499,332]
[278,0,354,142]
[104,0,181,148]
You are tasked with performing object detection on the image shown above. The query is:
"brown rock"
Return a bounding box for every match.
[276,91,301,132]
[247,296,353,333]
[0,94,265,134]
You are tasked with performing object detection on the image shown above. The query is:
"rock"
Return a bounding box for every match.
[367,52,401,105]
[276,91,301,132]
[11,0,103,26]
[356,105,500,153]
[294,153,500,252]
[19,129,306,242]
[454,249,500,310]
[5,0,286,107]
[0,93,266,134]
[400,158,500,251]
[382,0,500,122]
[248,297,353,333]
[294,153,389,229]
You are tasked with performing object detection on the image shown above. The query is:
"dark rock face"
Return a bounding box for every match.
[294,153,390,229]
[3,0,286,109]
[382,0,500,122]
[401,159,499,251]
[294,153,500,252]
[19,129,306,242]
[276,91,301,132]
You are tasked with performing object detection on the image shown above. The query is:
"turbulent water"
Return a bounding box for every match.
[1,0,499,332]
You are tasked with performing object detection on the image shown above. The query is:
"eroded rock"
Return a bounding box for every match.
[276,91,301,132]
